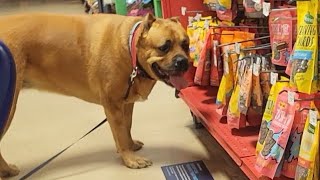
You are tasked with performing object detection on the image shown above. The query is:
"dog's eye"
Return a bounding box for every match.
[181,39,190,53]
[158,40,171,53]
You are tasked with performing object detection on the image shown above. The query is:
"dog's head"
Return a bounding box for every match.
[136,14,190,90]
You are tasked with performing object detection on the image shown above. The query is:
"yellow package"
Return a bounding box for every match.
[256,77,289,154]
[216,31,235,106]
[290,0,318,94]
[217,0,231,10]
[227,84,242,128]
[295,104,319,180]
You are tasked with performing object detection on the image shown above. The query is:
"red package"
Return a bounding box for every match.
[194,32,212,86]
[281,93,314,178]
[269,9,293,66]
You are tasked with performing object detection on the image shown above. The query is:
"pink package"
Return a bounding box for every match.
[281,93,314,178]
[255,88,297,179]
[269,10,293,66]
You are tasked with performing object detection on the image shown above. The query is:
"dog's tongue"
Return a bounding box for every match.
[169,75,188,90]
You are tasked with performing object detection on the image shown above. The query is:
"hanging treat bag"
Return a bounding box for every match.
[194,30,212,86]
[216,32,236,116]
[227,53,247,129]
[269,9,293,66]
[290,0,318,94]
[255,88,297,179]
[256,77,289,154]
[260,56,274,100]
[210,39,223,86]
[282,93,314,178]
[239,59,253,116]
[247,56,264,127]
[295,104,319,180]
[216,0,232,10]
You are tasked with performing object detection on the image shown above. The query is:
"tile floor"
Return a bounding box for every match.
[0,1,247,180]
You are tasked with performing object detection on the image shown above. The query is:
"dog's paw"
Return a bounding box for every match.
[132,140,144,151]
[0,164,20,177]
[122,153,152,169]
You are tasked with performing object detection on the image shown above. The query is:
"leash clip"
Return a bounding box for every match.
[130,67,138,83]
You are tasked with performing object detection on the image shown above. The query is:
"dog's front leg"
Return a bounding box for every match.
[104,102,152,169]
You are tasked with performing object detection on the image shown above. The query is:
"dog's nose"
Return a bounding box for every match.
[174,56,189,72]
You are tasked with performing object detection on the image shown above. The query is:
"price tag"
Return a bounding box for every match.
[224,60,229,74]
[270,72,278,85]
[309,110,317,126]
[263,2,271,17]
[181,7,187,16]
[288,91,295,105]
[235,42,241,54]
[253,57,261,76]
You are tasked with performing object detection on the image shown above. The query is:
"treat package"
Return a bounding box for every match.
[295,103,319,180]
[290,0,318,94]
[216,0,232,10]
[239,59,253,115]
[227,84,246,129]
[255,88,297,179]
[269,9,293,66]
[260,56,273,100]
[216,31,236,116]
[194,32,212,86]
[256,77,289,154]
[247,58,264,127]
[281,93,314,178]
[216,0,238,21]
[210,39,223,86]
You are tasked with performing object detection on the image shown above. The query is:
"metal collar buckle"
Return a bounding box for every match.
[130,66,138,83]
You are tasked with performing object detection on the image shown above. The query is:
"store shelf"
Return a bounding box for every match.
[179,86,291,180]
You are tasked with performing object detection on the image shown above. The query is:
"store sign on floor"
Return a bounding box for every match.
[161,160,214,180]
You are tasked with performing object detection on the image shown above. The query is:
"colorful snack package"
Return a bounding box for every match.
[247,56,264,127]
[210,39,223,86]
[260,56,273,100]
[216,0,232,10]
[282,93,314,178]
[194,32,212,86]
[295,104,319,180]
[269,9,293,66]
[290,0,318,94]
[255,88,297,179]
[216,0,238,21]
[216,31,236,116]
[227,84,247,129]
[239,59,253,115]
[256,77,289,154]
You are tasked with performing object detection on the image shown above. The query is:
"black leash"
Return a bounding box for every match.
[19,118,108,180]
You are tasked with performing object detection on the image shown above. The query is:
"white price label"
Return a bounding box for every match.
[309,110,317,126]
[235,42,241,54]
[181,7,187,16]
[224,60,229,74]
[253,57,261,76]
[270,72,278,85]
[263,2,271,17]
[288,91,295,105]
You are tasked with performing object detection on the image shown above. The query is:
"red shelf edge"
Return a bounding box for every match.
[179,87,259,180]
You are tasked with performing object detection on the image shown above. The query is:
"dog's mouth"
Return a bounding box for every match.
[151,63,188,90]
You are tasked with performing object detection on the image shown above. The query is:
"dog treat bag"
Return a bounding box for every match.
[295,104,319,180]
[290,0,318,94]
[269,9,293,66]
[255,88,297,179]
[281,93,314,178]
[239,59,253,115]
[210,39,223,86]
[194,32,212,86]
[256,77,289,154]
[260,56,273,100]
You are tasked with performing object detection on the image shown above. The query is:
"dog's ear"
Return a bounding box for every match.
[143,13,156,30]
[170,16,180,23]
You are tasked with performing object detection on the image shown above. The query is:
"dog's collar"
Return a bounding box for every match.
[125,21,153,100]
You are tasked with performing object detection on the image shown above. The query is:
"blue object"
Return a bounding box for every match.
[0,41,16,136]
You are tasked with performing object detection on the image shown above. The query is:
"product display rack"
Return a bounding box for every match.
[179,85,291,180]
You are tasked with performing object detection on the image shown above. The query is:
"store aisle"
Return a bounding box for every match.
[0,1,247,180]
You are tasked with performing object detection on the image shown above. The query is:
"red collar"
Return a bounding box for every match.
[124,21,153,100]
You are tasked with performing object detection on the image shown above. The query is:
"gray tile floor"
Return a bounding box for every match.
[0,1,247,179]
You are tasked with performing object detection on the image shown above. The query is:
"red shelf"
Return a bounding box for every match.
[179,86,291,180]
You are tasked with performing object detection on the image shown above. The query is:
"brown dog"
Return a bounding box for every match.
[0,12,190,178]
